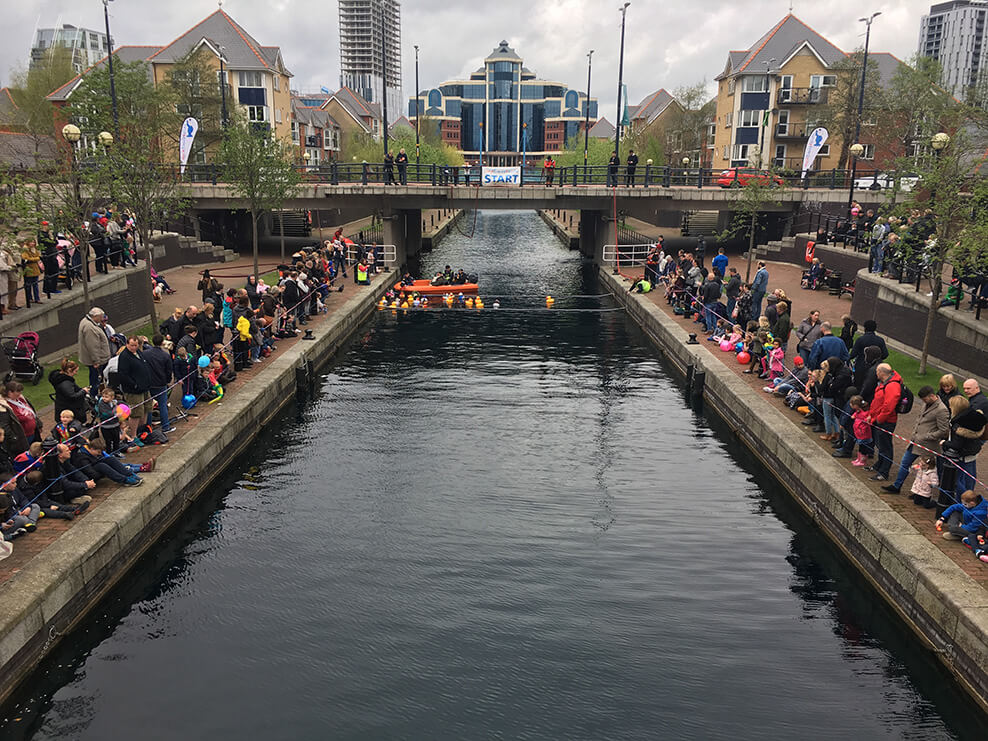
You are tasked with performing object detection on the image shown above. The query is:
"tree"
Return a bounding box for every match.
[164,48,226,164]
[887,127,988,374]
[817,51,883,170]
[340,126,463,169]
[717,175,785,282]
[661,81,716,165]
[5,47,75,150]
[70,59,186,328]
[217,116,300,278]
[553,136,614,168]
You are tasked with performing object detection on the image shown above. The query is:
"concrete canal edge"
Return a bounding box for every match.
[0,275,393,705]
[601,269,988,713]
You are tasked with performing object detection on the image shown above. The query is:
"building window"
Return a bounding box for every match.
[724,111,732,127]
[275,108,282,123]
[741,76,767,92]
[739,109,762,127]
[860,143,875,160]
[732,143,750,161]
[246,106,268,122]
[809,75,837,88]
[816,144,830,156]
[239,70,263,88]
[779,75,793,101]
[291,120,299,143]
[727,79,736,95]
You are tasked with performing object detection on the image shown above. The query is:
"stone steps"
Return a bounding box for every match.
[755,236,794,258]
[177,235,239,262]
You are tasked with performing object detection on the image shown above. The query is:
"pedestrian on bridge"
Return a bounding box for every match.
[626,149,638,187]
[607,152,620,187]
[384,152,396,186]
[396,149,409,185]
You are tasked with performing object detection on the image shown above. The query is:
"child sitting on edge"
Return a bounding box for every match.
[937,490,988,546]
[1,479,38,539]
[728,324,743,346]
[909,456,939,509]
[742,331,767,375]
[765,344,785,381]
[848,396,873,467]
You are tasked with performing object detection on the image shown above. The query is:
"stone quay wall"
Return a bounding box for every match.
[0,276,392,705]
[602,268,988,713]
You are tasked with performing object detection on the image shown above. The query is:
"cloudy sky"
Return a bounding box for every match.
[2,0,936,116]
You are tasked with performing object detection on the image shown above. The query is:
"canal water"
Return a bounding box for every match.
[4,211,986,739]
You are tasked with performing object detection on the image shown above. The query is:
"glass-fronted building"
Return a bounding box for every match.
[409,41,597,164]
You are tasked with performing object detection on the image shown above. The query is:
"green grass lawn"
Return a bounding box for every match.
[259,269,279,286]
[884,347,945,393]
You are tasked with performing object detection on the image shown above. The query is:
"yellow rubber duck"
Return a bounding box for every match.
[546,295,555,307]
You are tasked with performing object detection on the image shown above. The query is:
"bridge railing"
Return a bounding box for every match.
[345,243,397,267]
[601,244,656,267]
[129,161,916,192]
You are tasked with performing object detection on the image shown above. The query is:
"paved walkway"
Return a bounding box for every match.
[0,256,388,582]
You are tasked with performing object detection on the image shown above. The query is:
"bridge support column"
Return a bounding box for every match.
[579,210,611,266]
[383,208,421,272]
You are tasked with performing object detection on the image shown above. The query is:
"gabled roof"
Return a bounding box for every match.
[588,117,615,139]
[148,10,290,75]
[868,52,907,89]
[46,46,161,102]
[485,40,522,63]
[389,116,414,134]
[632,89,676,125]
[292,98,338,130]
[332,87,381,121]
[716,14,846,80]
[322,90,374,133]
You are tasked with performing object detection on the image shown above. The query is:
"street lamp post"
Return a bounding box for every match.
[61,123,89,306]
[615,3,630,163]
[847,11,881,216]
[219,50,228,129]
[103,0,119,137]
[414,45,420,166]
[522,122,528,172]
[584,49,594,182]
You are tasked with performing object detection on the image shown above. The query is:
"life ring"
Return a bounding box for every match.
[805,240,816,263]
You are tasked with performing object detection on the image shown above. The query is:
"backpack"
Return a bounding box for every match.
[136,423,168,445]
[896,382,914,415]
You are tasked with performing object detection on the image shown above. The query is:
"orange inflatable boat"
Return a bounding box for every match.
[393,279,479,295]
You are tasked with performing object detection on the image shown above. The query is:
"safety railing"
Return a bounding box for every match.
[601,244,655,267]
[345,243,397,266]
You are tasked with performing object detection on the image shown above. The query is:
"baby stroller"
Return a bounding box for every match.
[2,332,44,385]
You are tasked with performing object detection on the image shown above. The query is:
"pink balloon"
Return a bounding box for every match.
[719,340,733,352]
[116,403,131,420]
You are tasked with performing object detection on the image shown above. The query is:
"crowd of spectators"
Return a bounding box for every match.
[645,243,988,566]
[0,237,378,558]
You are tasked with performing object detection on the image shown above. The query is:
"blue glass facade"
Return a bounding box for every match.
[408,41,598,160]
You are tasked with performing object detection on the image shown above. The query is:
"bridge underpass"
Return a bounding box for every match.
[178,183,889,270]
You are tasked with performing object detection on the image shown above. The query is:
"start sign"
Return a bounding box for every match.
[482,166,521,185]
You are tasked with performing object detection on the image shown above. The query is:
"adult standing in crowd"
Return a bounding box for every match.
[943,395,985,500]
[78,307,111,400]
[963,378,988,415]
[848,319,888,365]
[48,359,89,425]
[0,235,19,313]
[711,247,728,279]
[117,336,152,428]
[856,345,884,403]
[772,301,791,355]
[795,310,822,364]
[144,334,175,436]
[607,151,620,187]
[882,386,950,494]
[700,271,722,333]
[938,374,961,408]
[867,363,902,482]
[0,381,39,456]
[724,267,741,319]
[808,322,848,370]
[750,261,769,319]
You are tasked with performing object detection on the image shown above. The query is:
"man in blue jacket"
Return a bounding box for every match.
[808,321,850,369]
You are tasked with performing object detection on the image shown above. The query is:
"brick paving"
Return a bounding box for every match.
[1,254,387,583]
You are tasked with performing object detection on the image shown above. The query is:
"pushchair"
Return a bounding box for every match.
[1,332,44,385]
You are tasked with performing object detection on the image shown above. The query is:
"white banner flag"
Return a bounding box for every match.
[179,117,199,175]
[801,127,829,178]
[482,166,521,186]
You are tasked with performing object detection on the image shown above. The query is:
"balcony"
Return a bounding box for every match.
[774,123,812,139]
[777,87,829,105]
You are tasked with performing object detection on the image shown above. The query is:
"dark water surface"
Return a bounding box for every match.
[5,211,986,740]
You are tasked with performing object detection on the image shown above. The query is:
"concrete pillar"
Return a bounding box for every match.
[579,210,611,265]
[383,208,422,272]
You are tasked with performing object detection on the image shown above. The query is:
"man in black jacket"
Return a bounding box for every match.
[607,151,620,187]
[625,149,638,187]
[700,271,723,332]
[848,319,888,366]
[144,334,175,435]
[117,336,152,427]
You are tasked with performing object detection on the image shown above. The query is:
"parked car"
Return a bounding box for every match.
[715,168,786,188]
[853,172,919,192]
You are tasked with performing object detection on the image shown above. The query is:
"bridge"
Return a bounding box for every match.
[180,178,887,268]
